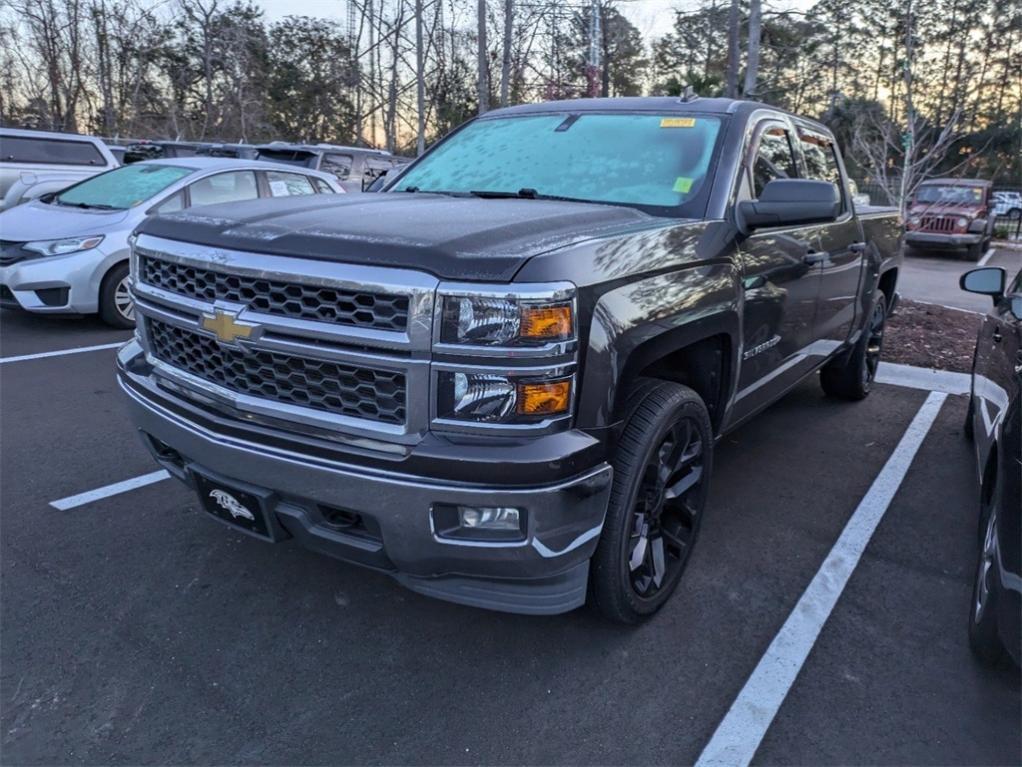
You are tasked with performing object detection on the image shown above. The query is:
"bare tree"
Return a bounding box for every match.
[476,0,488,112]
[499,0,511,106]
[724,0,740,97]
[743,0,761,97]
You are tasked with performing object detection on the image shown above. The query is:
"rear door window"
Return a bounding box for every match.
[1,135,106,166]
[322,153,353,181]
[188,171,259,207]
[266,171,316,197]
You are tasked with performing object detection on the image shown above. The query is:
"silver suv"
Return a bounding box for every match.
[0,128,118,211]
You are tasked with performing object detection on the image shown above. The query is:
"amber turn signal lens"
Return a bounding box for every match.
[517,379,572,416]
[520,304,572,341]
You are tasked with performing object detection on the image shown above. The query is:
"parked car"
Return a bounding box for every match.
[960,265,1021,667]
[252,143,406,193]
[195,143,258,160]
[1,128,119,211]
[0,158,342,328]
[904,178,995,260]
[992,190,1022,220]
[117,97,903,622]
[122,141,207,164]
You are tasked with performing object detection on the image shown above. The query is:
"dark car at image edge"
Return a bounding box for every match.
[116,97,903,623]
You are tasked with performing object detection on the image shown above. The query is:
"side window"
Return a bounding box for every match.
[751,126,797,198]
[797,130,844,211]
[187,171,258,207]
[322,153,353,181]
[266,170,316,197]
[311,177,335,194]
[152,190,185,214]
[364,158,392,183]
[0,136,105,166]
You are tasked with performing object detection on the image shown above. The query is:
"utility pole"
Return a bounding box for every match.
[743,0,761,98]
[415,0,425,156]
[500,0,512,107]
[724,0,740,98]
[477,0,489,113]
[587,0,601,97]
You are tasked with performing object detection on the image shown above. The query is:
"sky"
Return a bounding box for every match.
[257,0,705,42]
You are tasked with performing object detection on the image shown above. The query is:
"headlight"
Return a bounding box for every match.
[956,217,969,229]
[23,235,104,257]
[438,288,575,347]
[908,215,921,227]
[437,371,573,423]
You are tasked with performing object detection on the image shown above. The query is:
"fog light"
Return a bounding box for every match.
[460,506,520,530]
[432,504,526,541]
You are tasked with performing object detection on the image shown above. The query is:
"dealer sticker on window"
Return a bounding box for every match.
[660,117,696,128]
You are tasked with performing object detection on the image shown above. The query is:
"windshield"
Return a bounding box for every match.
[392,113,724,216]
[913,184,984,205]
[56,164,193,210]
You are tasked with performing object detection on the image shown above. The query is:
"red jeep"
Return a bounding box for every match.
[905,178,995,261]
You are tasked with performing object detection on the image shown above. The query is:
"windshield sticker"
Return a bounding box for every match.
[269,180,290,196]
[661,117,696,128]
[673,177,694,193]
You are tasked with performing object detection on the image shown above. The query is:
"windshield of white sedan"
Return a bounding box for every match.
[56,164,194,209]
[392,113,723,215]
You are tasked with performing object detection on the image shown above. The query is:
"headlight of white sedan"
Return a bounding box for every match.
[23,235,105,257]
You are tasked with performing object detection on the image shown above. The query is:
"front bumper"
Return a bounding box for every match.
[0,246,118,315]
[117,342,613,615]
[904,231,981,249]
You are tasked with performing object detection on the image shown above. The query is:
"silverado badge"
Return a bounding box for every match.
[208,489,255,521]
[200,308,260,344]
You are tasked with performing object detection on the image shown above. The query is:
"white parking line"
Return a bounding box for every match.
[876,361,971,395]
[695,390,947,767]
[50,469,170,511]
[977,247,996,267]
[0,341,126,365]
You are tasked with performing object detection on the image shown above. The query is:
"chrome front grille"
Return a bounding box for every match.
[131,234,437,445]
[147,318,407,425]
[139,255,409,331]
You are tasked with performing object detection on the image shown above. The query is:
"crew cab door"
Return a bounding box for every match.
[731,119,823,423]
[794,127,865,346]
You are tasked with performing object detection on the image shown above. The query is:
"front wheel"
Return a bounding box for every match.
[820,290,887,401]
[589,380,713,624]
[99,262,135,329]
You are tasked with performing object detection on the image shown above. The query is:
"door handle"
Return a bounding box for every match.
[992,328,1002,343]
[848,242,867,254]
[803,250,826,266]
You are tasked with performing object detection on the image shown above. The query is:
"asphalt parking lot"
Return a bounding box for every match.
[901,245,1020,312]
[1,309,1020,766]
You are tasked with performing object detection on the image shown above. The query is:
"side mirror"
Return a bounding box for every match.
[960,267,1005,303]
[737,179,841,234]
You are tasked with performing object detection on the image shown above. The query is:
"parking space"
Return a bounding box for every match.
[1,312,1019,765]
[900,246,1021,312]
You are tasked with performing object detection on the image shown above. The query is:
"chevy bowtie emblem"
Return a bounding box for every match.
[200,308,260,344]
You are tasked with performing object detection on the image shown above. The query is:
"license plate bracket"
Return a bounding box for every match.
[192,469,284,542]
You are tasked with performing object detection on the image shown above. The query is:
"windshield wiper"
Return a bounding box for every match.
[55,200,122,211]
[469,188,602,205]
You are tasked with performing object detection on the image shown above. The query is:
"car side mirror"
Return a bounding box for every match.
[737,179,841,234]
[960,267,1006,305]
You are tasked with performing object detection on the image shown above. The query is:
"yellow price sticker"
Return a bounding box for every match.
[660,117,696,128]
[673,177,694,194]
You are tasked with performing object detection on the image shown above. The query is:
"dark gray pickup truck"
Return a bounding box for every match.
[117,97,902,622]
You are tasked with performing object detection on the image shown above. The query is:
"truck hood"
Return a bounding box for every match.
[138,193,657,281]
[908,203,983,216]
[0,199,131,241]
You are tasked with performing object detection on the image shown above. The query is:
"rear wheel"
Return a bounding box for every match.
[969,479,1007,665]
[99,262,134,329]
[967,242,984,262]
[589,380,712,624]
[820,290,886,401]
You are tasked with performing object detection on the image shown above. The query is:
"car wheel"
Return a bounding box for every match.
[820,290,887,401]
[589,379,712,624]
[99,262,135,329]
[969,479,1007,665]
[1008,208,1021,221]
[967,242,984,261]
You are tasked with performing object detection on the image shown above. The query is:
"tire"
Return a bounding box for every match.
[1007,208,1021,221]
[589,379,713,624]
[820,290,887,401]
[967,242,983,262]
[98,262,135,329]
[969,479,1007,666]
